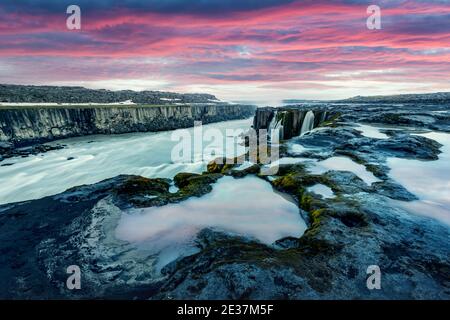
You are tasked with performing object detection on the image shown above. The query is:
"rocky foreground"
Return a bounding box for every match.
[0,102,449,299]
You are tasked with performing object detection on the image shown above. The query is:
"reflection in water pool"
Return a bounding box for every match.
[388,132,450,226]
[355,124,389,139]
[308,156,381,185]
[308,184,335,199]
[115,176,307,270]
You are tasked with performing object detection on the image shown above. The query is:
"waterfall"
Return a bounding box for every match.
[268,111,278,132]
[300,110,315,136]
[268,111,284,141]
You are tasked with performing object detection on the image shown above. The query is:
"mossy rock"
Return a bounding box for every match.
[365,164,389,180]
[230,164,260,178]
[207,158,237,174]
[321,112,342,127]
[275,163,308,176]
[174,172,200,188]
[272,168,338,201]
[300,192,317,212]
[115,176,170,196]
[273,174,299,193]
[177,173,223,197]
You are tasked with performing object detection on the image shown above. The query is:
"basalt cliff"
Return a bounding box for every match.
[0,84,256,148]
[0,104,256,147]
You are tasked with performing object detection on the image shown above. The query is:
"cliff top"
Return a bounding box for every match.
[0,103,201,110]
[0,84,220,104]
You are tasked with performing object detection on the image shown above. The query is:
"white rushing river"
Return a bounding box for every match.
[0,118,252,204]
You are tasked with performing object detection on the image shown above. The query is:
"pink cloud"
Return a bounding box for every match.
[0,0,449,98]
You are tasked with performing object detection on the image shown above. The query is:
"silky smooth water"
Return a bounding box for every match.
[0,118,252,204]
[115,176,307,270]
[308,156,381,185]
[355,124,389,139]
[300,111,315,136]
[388,132,450,226]
[262,154,380,185]
[308,184,335,199]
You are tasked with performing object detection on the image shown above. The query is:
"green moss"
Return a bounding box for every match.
[207,158,237,174]
[174,172,200,188]
[221,163,237,173]
[273,174,300,193]
[300,192,314,211]
[271,166,344,212]
[207,159,224,173]
[177,173,223,197]
[320,112,342,127]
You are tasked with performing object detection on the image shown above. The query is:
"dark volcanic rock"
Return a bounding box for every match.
[253,106,336,140]
[0,104,256,147]
[0,173,223,299]
[1,98,450,300]
[0,163,449,300]
[296,126,442,164]
[0,143,64,162]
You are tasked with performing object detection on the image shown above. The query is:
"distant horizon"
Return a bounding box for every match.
[2,82,450,106]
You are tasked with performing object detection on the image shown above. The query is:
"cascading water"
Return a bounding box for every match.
[268,111,278,132]
[268,111,284,141]
[300,110,315,136]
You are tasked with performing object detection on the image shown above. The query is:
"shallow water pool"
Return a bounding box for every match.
[115,176,307,270]
[387,132,450,226]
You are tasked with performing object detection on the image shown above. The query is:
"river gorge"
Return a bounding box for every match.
[0,98,449,300]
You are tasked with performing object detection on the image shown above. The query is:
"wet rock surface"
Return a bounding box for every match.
[0,174,223,299]
[0,143,65,162]
[1,102,449,299]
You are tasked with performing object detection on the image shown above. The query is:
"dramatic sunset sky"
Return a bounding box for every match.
[0,0,449,103]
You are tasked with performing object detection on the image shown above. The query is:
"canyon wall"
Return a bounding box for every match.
[253,107,336,140]
[0,104,256,146]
